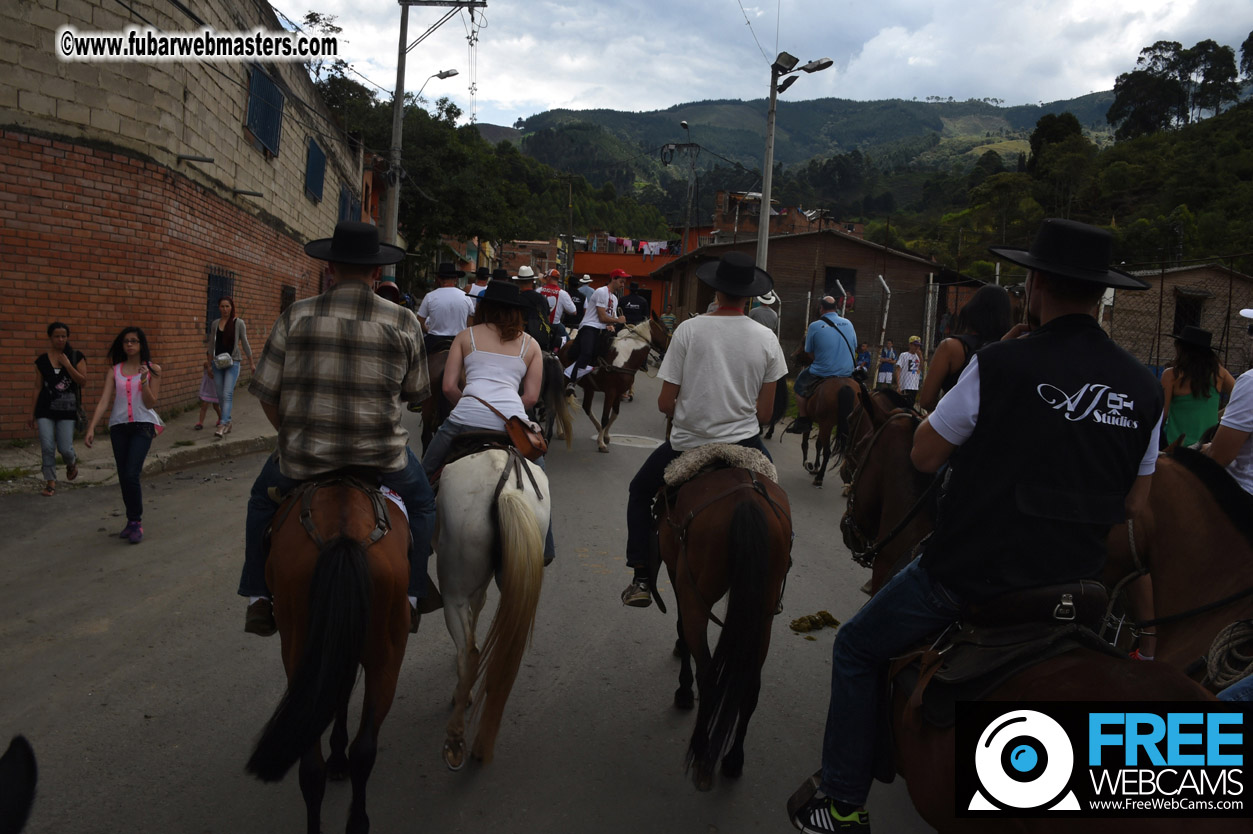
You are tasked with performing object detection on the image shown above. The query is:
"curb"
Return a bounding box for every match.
[142,435,276,475]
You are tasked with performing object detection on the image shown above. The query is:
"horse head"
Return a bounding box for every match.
[610,322,660,374]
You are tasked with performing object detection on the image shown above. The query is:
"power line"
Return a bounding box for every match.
[734,0,771,63]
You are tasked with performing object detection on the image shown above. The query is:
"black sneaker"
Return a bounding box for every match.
[244,599,277,636]
[784,418,812,435]
[790,794,870,833]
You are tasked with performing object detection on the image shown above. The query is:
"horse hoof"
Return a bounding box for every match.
[327,756,349,781]
[443,739,465,771]
[694,771,714,792]
[722,757,744,779]
[597,447,609,454]
[812,480,824,489]
[674,688,695,710]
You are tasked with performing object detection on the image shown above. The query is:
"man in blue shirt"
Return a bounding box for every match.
[786,296,857,435]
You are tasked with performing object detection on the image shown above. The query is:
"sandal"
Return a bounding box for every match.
[41,483,55,497]
[66,462,78,481]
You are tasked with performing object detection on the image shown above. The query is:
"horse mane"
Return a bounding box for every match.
[875,388,914,411]
[1165,446,1253,550]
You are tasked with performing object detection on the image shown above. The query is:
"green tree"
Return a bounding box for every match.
[1033,134,1097,218]
[968,172,1039,243]
[1027,113,1081,174]
[1242,31,1253,80]
[1183,40,1240,116]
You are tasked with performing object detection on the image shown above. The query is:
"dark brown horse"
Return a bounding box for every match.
[657,464,792,790]
[1104,447,1253,689]
[799,376,861,488]
[559,319,669,452]
[419,350,451,452]
[246,478,410,834]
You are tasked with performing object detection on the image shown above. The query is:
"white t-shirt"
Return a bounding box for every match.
[467,282,488,303]
[1219,368,1253,495]
[580,285,617,330]
[542,286,576,323]
[417,286,475,336]
[660,315,788,451]
[897,350,922,391]
[929,356,1161,476]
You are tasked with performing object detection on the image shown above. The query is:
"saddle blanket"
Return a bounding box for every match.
[663,443,778,487]
[380,485,408,521]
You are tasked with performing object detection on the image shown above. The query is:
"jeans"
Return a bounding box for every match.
[567,326,601,378]
[625,435,772,570]
[37,417,76,481]
[819,557,962,806]
[423,419,556,563]
[109,422,155,522]
[1218,675,1253,702]
[239,448,437,599]
[212,361,241,424]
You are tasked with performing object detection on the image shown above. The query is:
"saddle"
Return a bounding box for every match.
[662,443,778,490]
[264,470,395,554]
[888,580,1118,729]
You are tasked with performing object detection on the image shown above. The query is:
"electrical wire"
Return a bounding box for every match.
[734,0,771,63]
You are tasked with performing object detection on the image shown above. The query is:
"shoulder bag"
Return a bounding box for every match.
[465,395,548,462]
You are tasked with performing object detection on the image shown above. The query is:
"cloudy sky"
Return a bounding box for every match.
[279,0,1250,127]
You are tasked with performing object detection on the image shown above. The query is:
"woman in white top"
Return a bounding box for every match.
[422,280,553,561]
[85,327,164,544]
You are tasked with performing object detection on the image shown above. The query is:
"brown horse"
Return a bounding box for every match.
[559,319,669,452]
[419,350,451,452]
[798,376,861,488]
[839,385,915,487]
[656,463,792,790]
[246,478,410,834]
[1104,447,1253,688]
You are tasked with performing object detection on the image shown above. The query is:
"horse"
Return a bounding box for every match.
[419,350,452,452]
[839,385,915,487]
[1103,447,1253,689]
[655,458,792,790]
[0,736,36,834]
[559,318,669,453]
[761,371,791,439]
[246,477,410,834]
[531,352,573,449]
[798,376,862,488]
[435,448,548,770]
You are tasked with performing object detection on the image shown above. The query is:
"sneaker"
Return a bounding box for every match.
[790,793,870,833]
[621,579,652,608]
[410,605,420,634]
[785,418,812,435]
[244,599,277,636]
[127,524,144,544]
[119,521,137,539]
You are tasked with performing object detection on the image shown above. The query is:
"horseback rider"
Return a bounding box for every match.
[466,265,491,306]
[539,268,577,346]
[512,265,557,352]
[417,262,474,356]
[620,282,650,326]
[788,219,1163,833]
[239,221,438,637]
[620,252,787,607]
[1205,307,1253,495]
[566,268,628,390]
[917,284,1012,411]
[787,296,858,435]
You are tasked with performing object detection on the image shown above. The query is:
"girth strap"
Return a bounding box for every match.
[491,447,545,505]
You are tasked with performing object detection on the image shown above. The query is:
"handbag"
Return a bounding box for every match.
[213,352,234,370]
[466,395,548,462]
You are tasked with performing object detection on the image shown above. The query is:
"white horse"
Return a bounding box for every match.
[435,449,549,770]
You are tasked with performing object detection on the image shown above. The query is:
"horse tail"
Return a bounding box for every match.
[686,499,769,777]
[473,485,544,763]
[247,536,371,782]
[545,354,574,448]
[0,735,37,834]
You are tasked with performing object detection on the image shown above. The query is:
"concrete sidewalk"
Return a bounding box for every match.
[0,392,276,496]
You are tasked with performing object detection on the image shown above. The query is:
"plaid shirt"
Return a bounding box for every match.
[249,281,428,479]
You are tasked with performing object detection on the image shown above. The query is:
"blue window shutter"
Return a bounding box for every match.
[338,185,361,222]
[305,138,326,202]
[246,67,284,155]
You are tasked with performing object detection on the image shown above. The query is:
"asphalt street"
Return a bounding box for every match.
[0,372,933,834]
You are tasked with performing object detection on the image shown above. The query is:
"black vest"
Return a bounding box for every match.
[921,315,1162,602]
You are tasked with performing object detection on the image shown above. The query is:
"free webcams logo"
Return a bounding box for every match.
[957,703,1249,818]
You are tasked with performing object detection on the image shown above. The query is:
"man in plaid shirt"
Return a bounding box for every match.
[238,221,437,636]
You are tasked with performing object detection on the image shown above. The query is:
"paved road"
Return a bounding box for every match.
[0,373,933,834]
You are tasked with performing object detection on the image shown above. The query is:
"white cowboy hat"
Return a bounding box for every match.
[579,274,593,284]
[757,291,778,305]
[1241,308,1253,319]
[514,265,536,280]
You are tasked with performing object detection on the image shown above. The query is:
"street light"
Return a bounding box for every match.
[756,52,833,270]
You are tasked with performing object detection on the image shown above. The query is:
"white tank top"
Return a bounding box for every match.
[447,328,530,429]
[109,364,164,427]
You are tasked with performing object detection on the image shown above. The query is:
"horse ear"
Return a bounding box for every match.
[865,387,889,427]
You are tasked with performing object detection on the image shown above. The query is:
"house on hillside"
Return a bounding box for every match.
[705,191,864,247]
[1,0,365,437]
[652,229,976,362]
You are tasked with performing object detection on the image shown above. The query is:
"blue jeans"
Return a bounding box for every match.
[423,419,556,563]
[1218,675,1253,702]
[109,422,155,522]
[625,435,772,570]
[238,448,436,599]
[212,361,241,424]
[37,417,76,481]
[819,557,962,806]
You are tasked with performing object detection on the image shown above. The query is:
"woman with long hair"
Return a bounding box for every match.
[918,284,1012,411]
[422,280,555,563]
[84,327,163,544]
[1162,325,1236,447]
[27,321,88,497]
[204,295,254,438]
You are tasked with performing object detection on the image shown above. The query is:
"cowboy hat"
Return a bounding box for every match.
[305,221,405,265]
[478,279,531,309]
[757,290,778,305]
[435,262,464,280]
[695,251,773,298]
[579,274,593,284]
[989,218,1147,290]
[515,265,536,281]
[1241,309,1253,320]
[474,266,490,280]
[491,268,510,281]
[1173,325,1214,350]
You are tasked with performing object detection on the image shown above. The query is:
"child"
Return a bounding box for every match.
[855,342,871,373]
[896,336,924,406]
[194,369,221,430]
[876,340,897,387]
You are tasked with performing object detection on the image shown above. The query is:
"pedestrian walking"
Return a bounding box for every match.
[194,370,221,430]
[28,321,88,497]
[204,296,254,439]
[84,327,164,544]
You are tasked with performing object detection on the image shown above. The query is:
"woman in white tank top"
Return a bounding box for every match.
[84,327,165,544]
[422,280,555,562]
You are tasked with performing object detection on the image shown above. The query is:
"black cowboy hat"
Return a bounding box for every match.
[1174,325,1214,350]
[477,279,531,310]
[491,268,510,281]
[695,251,773,298]
[474,266,491,280]
[435,262,465,281]
[305,221,405,265]
[989,218,1148,290]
